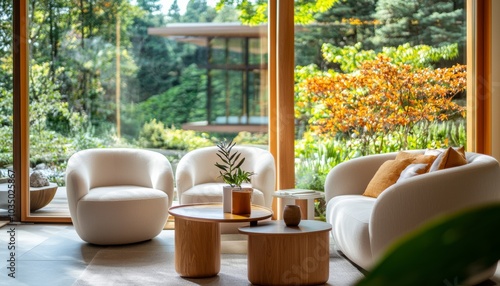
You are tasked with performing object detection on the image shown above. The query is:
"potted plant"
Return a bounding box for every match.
[215,139,254,214]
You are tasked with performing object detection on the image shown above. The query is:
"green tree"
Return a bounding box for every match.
[129,0,180,101]
[301,55,466,154]
[136,0,162,13]
[183,0,217,23]
[321,42,459,73]
[295,0,378,69]
[26,0,140,135]
[212,4,240,22]
[215,0,340,25]
[371,0,465,48]
[122,64,206,137]
[0,0,12,59]
[167,0,181,22]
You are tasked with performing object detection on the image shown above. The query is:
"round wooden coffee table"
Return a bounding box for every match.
[168,203,273,278]
[239,220,332,285]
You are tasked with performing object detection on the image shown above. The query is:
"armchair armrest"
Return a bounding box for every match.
[148,155,175,206]
[370,158,500,260]
[248,151,275,208]
[175,147,222,201]
[175,159,197,197]
[65,156,91,228]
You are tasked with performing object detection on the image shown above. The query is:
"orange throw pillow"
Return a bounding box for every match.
[395,151,420,160]
[363,158,414,198]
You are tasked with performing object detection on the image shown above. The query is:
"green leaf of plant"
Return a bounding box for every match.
[234,154,244,168]
[356,203,500,286]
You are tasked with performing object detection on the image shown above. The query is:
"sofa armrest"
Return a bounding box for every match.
[370,158,500,261]
[324,152,398,202]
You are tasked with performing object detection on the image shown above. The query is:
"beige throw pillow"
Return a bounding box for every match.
[427,146,467,172]
[437,146,467,170]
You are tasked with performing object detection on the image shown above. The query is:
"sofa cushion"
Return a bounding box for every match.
[82,186,168,201]
[363,158,414,198]
[326,195,375,270]
[77,185,169,245]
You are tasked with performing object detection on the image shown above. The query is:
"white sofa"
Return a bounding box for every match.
[65,148,174,245]
[325,150,500,281]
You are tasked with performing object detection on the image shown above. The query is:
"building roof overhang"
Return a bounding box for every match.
[147,22,268,38]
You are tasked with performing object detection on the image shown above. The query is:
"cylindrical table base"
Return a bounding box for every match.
[247,231,330,285]
[174,217,221,277]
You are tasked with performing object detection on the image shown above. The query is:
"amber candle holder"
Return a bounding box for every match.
[232,188,252,215]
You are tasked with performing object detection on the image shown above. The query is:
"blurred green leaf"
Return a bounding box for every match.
[356,203,500,286]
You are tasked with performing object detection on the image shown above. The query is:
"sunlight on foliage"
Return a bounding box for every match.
[215,0,339,24]
[298,55,466,155]
[322,42,459,73]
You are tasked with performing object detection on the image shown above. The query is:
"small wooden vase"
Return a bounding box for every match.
[232,188,252,215]
[283,205,301,227]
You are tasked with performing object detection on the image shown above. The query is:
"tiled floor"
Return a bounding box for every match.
[1,223,499,286]
[0,223,176,286]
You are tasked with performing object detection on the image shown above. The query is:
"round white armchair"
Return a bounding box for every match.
[65,148,174,245]
[175,145,276,209]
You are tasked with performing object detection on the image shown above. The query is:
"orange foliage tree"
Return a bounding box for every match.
[301,55,466,154]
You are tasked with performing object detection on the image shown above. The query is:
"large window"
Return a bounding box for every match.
[293,0,468,192]
[6,0,495,222]
[22,0,269,220]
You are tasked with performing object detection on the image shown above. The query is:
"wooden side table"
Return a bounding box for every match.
[168,203,273,278]
[273,189,325,220]
[239,220,332,285]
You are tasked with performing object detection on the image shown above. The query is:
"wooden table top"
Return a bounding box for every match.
[168,203,273,223]
[239,220,332,236]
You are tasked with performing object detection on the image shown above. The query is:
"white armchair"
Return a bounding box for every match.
[175,145,276,209]
[325,150,500,281]
[65,148,174,245]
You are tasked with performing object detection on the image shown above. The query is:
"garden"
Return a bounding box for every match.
[0,0,467,218]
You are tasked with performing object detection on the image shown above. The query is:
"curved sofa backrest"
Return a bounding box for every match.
[324,150,500,203]
[324,151,401,202]
[466,151,499,165]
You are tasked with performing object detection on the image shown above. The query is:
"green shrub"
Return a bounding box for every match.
[233,131,268,145]
[138,119,215,151]
[138,119,169,149]
[163,128,215,151]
